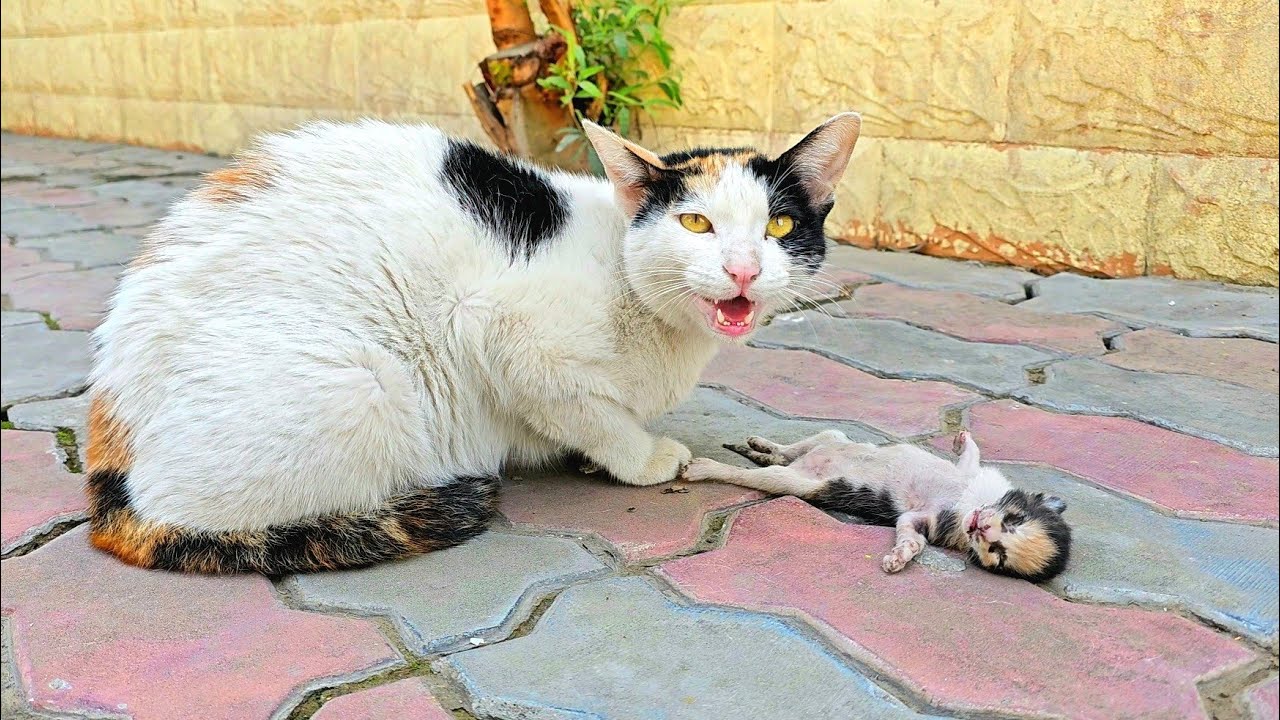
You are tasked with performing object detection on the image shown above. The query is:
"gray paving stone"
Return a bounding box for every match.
[754,314,1053,394]
[438,577,937,720]
[825,245,1038,301]
[90,179,194,205]
[288,531,607,655]
[15,231,141,268]
[660,387,887,466]
[0,323,91,408]
[1000,464,1279,650]
[0,312,41,327]
[0,208,103,238]
[1025,274,1279,341]
[1014,359,1278,456]
[8,393,91,441]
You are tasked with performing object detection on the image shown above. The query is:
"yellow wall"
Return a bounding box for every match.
[2,0,1277,285]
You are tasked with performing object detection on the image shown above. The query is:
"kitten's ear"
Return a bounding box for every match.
[581,120,666,216]
[775,112,862,207]
[1042,496,1067,515]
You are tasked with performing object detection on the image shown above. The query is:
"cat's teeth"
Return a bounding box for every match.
[716,308,727,325]
[744,310,755,325]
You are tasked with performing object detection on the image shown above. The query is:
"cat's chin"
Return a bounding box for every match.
[694,296,759,339]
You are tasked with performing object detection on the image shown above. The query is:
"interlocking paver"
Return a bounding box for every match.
[1000,464,1277,649]
[503,387,884,562]
[312,679,453,720]
[1,242,73,284]
[289,531,607,655]
[0,312,41,327]
[1244,677,1279,720]
[0,323,91,407]
[660,498,1256,720]
[841,283,1125,355]
[0,430,84,556]
[1,526,400,720]
[1026,273,1280,341]
[3,266,121,330]
[703,345,977,437]
[826,245,1039,301]
[438,576,936,720]
[7,394,91,465]
[754,314,1053,394]
[1104,328,1279,394]
[16,230,142,269]
[960,400,1278,523]
[91,178,203,205]
[1015,358,1278,456]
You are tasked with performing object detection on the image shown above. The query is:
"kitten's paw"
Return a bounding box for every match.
[882,540,922,574]
[747,436,778,454]
[952,430,970,455]
[628,437,692,486]
[882,554,908,574]
[579,459,603,475]
[680,457,721,482]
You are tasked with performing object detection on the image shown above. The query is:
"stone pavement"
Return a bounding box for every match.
[1,132,1277,720]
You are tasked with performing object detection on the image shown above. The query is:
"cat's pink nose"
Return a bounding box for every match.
[723,263,760,294]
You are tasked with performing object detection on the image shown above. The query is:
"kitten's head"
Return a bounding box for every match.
[965,489,1071,583]
[583,113,861,340]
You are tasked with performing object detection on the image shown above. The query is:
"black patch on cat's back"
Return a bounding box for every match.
[440,140,569,261]
[808,478,898,526]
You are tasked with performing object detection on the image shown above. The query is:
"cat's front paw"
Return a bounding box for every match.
[882,553,909,574]
[680,457,722,482]
[628,437,692,486]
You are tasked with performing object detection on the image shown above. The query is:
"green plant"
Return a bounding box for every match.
[537,0,684,165]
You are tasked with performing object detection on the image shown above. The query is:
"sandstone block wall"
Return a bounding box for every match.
[2,0,1276,285]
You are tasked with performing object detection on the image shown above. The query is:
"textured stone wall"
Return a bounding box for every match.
[2,0,1276,285]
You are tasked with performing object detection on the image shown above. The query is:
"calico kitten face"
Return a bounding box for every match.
[966,489,1071,583]
[583,114,861,340]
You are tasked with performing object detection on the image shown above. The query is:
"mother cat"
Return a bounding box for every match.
[85,112,862,574]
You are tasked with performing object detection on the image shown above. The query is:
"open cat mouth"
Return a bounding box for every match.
[696,296,758,337]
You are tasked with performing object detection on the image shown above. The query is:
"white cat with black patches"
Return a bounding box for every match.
[84,112,862,573]
[681,431,1072,582]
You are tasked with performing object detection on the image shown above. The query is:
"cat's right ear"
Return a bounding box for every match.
[581,120,666,216]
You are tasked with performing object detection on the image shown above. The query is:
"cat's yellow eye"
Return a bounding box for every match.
[679,213,713,234]
[766,215,794,238]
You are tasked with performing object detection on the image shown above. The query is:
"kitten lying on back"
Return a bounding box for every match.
[681,431,1071,582]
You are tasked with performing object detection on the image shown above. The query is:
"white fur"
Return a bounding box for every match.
[91,120,825,531]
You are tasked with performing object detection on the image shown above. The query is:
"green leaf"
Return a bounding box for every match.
[555,132,582,154]
[539,76,573,91]
[617,106,633,137]
[577,80,604,99]
[579,65,605,79]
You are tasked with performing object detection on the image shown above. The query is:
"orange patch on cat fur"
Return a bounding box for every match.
[195,153,275,204]
[89,518,162,567]
[86,393,134,472]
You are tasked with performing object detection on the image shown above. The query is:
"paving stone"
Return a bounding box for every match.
[842,283,1124,355]
[1026,273,1280,341]
[8,187,100,208]
[1244,677,1279,720]
[754,314,1053,394]
[702,345,977,437]
[312,679,453,720]
[7,393,92,457]
[1,208,106,238]
[0,323,91,407]
[439,576,935,720]
[1,242,74,284]
[91,179,197,205]
[1015,358,1278,456]
[503,387,885,562]
[826,245,1039,301]
[3,266,121,330]
[960,400,1278,524]
[0,430,84,556]
[0,312,41,327]
[1001,464,1278,649]
[1,525,401,720]
[1104,328,1279,394]
[660,498,1256,720]
[16,231,141,268]
[289,531,607,655]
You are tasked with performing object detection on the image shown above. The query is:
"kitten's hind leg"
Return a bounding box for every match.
[722,442,788,466]
[774,430,851,460]
[883,511,930,574]
[682,458,825,497]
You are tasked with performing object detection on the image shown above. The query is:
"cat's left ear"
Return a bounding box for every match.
[1042,496,1067,515]
[775,112,862,207]
[581,120,667,216]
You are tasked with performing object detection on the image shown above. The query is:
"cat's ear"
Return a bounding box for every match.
[1042,496,1067,515]
[581,120,667,216]
[775,112,862,207]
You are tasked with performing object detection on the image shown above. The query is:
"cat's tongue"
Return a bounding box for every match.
[712,296,756,334]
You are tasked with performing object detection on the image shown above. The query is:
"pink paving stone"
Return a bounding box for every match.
[702,345,976,437]
[1,430,85,554]
[502,472,760,562]
[0,243,74,285]
[1245,677,1279,720]
[313,678,452,720]
[1104,328,1279,394]
[660,497,1256,720]
[953,400,1279,524]
[3,266,120,330]
[71,199,165,228]
[0,526,400,720]
[842,283,1124,355]
[15,187,100,208]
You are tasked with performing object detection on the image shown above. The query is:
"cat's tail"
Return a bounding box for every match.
[84,469,500,575]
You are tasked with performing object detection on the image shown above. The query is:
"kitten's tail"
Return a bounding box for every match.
[84,469,500,575]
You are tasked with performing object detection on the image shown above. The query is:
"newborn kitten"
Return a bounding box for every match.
[681,431,1071,582]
